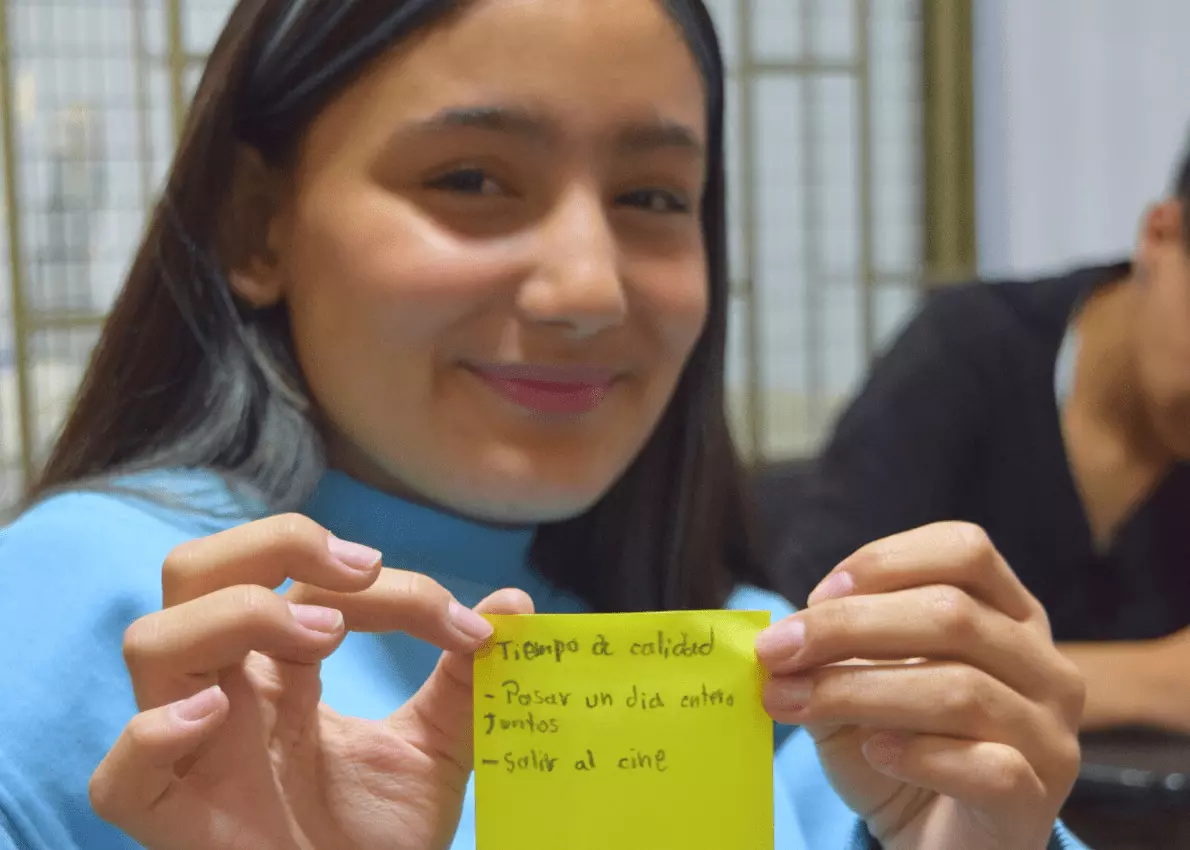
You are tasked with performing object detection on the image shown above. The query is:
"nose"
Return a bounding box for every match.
[517,185,628,339]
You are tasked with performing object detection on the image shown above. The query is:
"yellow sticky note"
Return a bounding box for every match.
[473,610,773,849]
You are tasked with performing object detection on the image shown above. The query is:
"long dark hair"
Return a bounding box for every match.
[28,0,769,612]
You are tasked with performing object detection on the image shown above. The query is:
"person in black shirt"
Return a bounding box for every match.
[769,145,1190,736]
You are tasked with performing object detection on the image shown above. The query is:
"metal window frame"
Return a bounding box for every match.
[922,0,977,286]
[731,0,887,461]
[0,0,166,489]
[0,0,33,483]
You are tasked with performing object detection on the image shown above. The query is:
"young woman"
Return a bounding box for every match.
[0,2,1086,848]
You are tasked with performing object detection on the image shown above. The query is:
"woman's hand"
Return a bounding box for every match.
[757,523,1084,850]
[89,513,533,850]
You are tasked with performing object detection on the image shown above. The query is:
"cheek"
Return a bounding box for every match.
[1143,269,1190,356]
[639,253,710,367]
[282,194,523,354]
[1135,311,1190,422]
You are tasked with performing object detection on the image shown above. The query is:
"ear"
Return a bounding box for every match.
[220,145,291,308]
[1137,198,1185,264]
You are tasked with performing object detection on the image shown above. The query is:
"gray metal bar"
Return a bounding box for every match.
[801,0,825,444]
[166,0,187,140]
[131,0,157,211]
[0,0,35,484]
[734,0,764,461]
[921,0,977,286]
[26,312,107,332]
[752,59,859,75]
[855,0,877,359]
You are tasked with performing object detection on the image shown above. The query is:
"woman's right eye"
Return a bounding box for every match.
[426,167,504,196]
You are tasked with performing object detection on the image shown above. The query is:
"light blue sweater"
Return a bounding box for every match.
[0,469,1086,849]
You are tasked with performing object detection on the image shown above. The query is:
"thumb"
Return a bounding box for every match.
[89,686,230,842]
[392,588,535,777]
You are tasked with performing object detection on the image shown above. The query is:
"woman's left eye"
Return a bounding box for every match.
[618,189,692,215]
[426,168,504,196]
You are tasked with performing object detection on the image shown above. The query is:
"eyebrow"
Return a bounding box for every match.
[400,105,706,158]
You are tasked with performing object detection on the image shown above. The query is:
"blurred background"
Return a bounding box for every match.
[0,0,1187,514]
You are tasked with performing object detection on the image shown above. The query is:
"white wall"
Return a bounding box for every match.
[974,0,1190,278]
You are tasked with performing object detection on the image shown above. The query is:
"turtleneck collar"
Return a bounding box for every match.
[300,470,538,591]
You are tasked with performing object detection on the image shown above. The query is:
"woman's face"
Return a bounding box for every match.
[251,0,709,523]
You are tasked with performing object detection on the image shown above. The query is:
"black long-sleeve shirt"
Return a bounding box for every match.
[768,262,1190,642]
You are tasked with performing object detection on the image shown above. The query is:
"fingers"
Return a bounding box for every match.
[392,588,535,782]
[161,513,494,657]
[124,585,348,709]
[161,513,382,607]
[286,567,495,649]
[860,733,1052,827]
[132,558,496,711]
[90,686,230,838]
[778,521,1083,837]
[436,587,536,685]
[764,661,1064,760]
[756,586,1071,703]
[808,522,1045,628]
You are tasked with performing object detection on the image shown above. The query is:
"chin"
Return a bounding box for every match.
[447,484,606,526]
[429,462,620,525]
[432,440,641,525]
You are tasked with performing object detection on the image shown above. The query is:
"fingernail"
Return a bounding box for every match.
[755,617,806,658]
[771,677,814,711]
[327,534,382,572]
[449,600,494,642]
[289,602,344,634]
[173,686,225,722]
[808,570,854,606]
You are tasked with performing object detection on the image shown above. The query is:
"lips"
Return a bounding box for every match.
[465,363,619,416]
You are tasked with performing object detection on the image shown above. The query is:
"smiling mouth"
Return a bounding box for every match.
[464,363,620,416]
